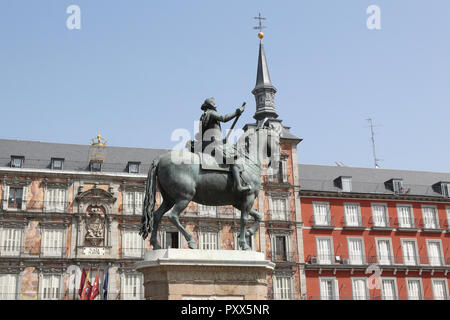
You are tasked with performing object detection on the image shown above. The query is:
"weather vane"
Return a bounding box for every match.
[253,12,266,39]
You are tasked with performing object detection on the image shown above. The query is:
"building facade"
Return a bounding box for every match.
[300,164,450,300]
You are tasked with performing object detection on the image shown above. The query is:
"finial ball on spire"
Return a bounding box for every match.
[258,32,264,39]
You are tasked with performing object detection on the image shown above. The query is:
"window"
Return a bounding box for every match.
[122,274,143,300]
[122,231,143,257]
[427,241,443,266]
[351,278,369,300]
[376,239,393,265]
[199,232,218,250]
[341,177,352,192]
[41,275,60,300]
[274,276,292,300]
[319,278,339,300]
[372,204,388,227]
[272,235,288,261]
[0,274,17,300]
[45,188,66,212]
[313,202,331,226]
[0,228,22,257]
[397,205,414,228]
[234,232,255,251]
[401,240,418,266]
[10,156,24,168]
[271,198,288,221]
[381,278,397,300]
[123,191,144,215]
[8,187,23,209]
[316,237,333,264]
[406,279,423,300]
[90,161,102,172]
[393,179,403,193]
[198,204,216,217]
[41,229,64,257]
[348,238,365,265]
[280,158,288,182]
[432,279,449,300]
[422,206,439,229]
[128,162,140,174]
[344,203,361,227]
[51,158,64,170]
[441,183,450,197]
[163,231,179,249]
[447,207,450,230]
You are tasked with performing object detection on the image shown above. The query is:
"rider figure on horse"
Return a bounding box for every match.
[195,97,250,193]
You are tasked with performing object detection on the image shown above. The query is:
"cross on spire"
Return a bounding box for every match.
[253,12,267,33]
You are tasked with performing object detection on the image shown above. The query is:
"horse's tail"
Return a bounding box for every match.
[139,157,159,240]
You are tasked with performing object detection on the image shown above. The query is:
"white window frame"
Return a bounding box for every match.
[371,203,389,227]
[280,158,288,183]
[344,202,362,227]
[441,183,450,197]
[312,201,331,226]
[198,204,217,218]
[375,238,394,265]
[123,191,144,215]
[396,204,415,228]
[4,185,28,211]
[161,230,182,249]
[426,239,444,266]
[41,228,66,258]
[44,188,67,213]
[271,234,291,261]
[347,237,366,265]
[121,273,144,300]
[273,275,293,300]
[406,278,424,300]
[39,274,62,300]
[0,274,19,300]
[269,197,288,221]
[421,205,439,229]
[401,238,419,266]
[341,177,352,192]
[446,206,450,230]
[0,227,23,257]
[351,277,369,300]
[431,278,449,300]
[198,231,219,250]
[319,277,339,300]
[380,277,398,300]
[122,230,144,258]
[316,236,334,265]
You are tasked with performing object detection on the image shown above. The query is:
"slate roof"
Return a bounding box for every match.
[298,164,450,198]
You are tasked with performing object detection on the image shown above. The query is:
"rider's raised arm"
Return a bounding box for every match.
[209,109,239,123]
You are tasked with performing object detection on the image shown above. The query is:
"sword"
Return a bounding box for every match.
[224,102,245,144]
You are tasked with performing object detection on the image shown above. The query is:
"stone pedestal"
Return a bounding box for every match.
[135,249,275,300]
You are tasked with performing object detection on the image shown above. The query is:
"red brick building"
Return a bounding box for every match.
[300,164,450,300]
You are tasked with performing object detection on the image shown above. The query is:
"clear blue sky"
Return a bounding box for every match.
[1,1,449,173]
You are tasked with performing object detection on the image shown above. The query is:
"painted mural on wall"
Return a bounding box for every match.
[20,267,38,300]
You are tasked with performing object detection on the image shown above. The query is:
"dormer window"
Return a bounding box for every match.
[51,158,64,170]
[10,156,24,168]
[128,162,140,174]
[90,161,102,172]
[335,176,352,192]
[441,182,450,197]
[392,179,403,193]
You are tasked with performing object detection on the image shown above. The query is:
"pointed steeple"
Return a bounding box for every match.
[252,28,278,121]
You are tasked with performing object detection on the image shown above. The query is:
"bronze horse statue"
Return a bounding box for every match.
[139,120,281,250]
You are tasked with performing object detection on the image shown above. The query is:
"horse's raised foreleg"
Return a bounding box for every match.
[246,209,262,237]
[149,200,174,250]
[167,200,196,249]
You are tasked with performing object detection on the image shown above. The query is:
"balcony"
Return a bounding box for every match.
[268,210,292,223]
[263,174,290,186]
[342,216,366,230]
[1,200,71,214]
[0,246,67,259]
[418,218,446,233]
[310,215,335,230]
[273,291,295,300]
[268,251,295,263]
[368,216,395,231]
[394,218,420,232]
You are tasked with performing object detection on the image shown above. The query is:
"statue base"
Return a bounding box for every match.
[135,249,275,300]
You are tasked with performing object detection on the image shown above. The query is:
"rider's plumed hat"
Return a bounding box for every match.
[201,97,217,111]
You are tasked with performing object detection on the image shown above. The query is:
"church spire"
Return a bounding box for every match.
[252,13,278,121]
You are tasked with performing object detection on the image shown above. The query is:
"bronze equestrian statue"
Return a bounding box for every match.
[139,98,281,250]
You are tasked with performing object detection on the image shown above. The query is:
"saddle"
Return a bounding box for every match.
[187,140,242,173]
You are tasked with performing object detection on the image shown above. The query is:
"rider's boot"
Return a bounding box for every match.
[231,165,251,193]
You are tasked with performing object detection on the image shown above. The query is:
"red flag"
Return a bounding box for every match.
[78,268,86,298]
[90,269,100,300]
[81,269,92,300]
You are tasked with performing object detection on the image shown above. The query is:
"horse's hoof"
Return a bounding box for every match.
[239,242,251,251]
[246,229,254,237]
[188,240,196,249]
[151,242,161,250]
